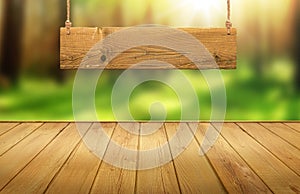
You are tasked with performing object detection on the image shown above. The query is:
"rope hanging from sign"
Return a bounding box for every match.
[226,0,232,35]
[64,0,233,35]
[65,0,71,35]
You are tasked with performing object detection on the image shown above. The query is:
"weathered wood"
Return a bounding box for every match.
[90,123,139,194]
[164,123,226,193]
[0,123,68,190]
[1,122,299,193]
[136,123,180,194]
[46,123,115,194]
[0,123,19,136]
[60,27,237,69]
[237,123,300,175]
[0,123,42,155]
[260,123,300,150]
[218,123,300,193]
[284,122,300,133]
[1,123,92,194]
[193,123,272,193]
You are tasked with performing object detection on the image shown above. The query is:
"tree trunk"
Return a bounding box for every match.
[113,0,123,26]
[0,0,25,86]
[294,0,300,90]
[145,0,154,24]
[53,0,67,82]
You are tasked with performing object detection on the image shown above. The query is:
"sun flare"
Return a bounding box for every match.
[174,0,224,25]
[185,0,221,12]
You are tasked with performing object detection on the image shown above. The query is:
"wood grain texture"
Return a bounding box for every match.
[136,123,180,194]
[260,123,300,150]
[46,123,115,194]
[237,122,300,175]
[218,123,300,193]
[90,123,139,194]
[164,123,226,194]
[0,123,68,190]
[284,123,300,133]
[0,123,19,136]
[192,123,272,193]
[1,123,92,194]
[0,122,299,193]
[0,123,42,155]
[60,27,237,69]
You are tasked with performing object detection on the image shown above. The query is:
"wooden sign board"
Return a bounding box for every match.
[60,27,237,70]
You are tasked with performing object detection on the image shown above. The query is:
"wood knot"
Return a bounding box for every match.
[100,55,107,62]
[214,53,221,62]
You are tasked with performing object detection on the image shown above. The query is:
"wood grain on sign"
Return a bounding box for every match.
[60,27,237,69]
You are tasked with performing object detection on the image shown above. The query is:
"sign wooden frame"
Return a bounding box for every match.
[60,27,237,70]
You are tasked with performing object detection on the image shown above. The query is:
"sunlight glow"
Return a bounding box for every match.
[184,0,220,14]
[185,0,221,12]
[173,0,224,26]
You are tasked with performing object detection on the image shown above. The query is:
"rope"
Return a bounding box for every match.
[65,0,232,35]
[226,0,232,35]
[65,0,72,35]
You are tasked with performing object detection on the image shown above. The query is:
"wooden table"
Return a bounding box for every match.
[0,122,299,193]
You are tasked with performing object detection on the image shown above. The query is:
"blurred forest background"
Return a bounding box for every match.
[0,0,299,121]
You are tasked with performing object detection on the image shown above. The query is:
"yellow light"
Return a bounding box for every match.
[185,0,220,12]
[176,0,223,25]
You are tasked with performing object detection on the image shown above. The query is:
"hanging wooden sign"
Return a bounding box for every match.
[60,0,237,70]
[60,27,236,69]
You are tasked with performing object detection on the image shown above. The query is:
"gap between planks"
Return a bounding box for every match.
[0,122,299,194]
[45,123,116,194]
[0,123,70,191]
[217,123,300,193]
[1,123,91,193]
[190,123,272,193]
[237,123,300,176]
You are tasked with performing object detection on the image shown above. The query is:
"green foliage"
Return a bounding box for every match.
[0,58,299,121]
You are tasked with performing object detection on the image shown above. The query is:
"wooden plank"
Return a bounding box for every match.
[45,123,116,194]
[192,123,272,193]
[0,123,68,190]
[1,123,92,194]
[237,123,300,175]
[164,123,226,193]
[90,123,139,194]
[260,123,300,150]
[0,123,19,136]
[136,123,180,194]
[284,122,300,133]
[0,122,43,155]
[218,123,300,193]
[60,27,237,69]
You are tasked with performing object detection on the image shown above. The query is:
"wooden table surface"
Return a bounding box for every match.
[0,122,299,193]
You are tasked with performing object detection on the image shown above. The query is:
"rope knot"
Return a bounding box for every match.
[226,20,232,35]
[65,20,72,35]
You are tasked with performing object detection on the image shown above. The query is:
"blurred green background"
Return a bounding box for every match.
[0,0,299,121]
